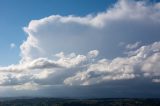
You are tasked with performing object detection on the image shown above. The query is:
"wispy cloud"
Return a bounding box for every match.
[126,42,141,50]
[10,43,16,49]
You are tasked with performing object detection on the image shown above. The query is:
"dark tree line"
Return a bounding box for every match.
[0,98,160,106]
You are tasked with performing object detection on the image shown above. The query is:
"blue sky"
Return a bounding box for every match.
[0,0,160,98]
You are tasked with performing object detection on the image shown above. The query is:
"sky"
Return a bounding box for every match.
[0,0,160,98]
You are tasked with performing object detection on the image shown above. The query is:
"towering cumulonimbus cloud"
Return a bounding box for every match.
[21,0,160,62]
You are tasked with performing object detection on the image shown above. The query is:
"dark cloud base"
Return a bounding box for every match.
[1,79,160,98]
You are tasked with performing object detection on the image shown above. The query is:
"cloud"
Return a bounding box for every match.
[126,42,141,50]
[64,42,160,85]
[0,0,160,97]
[0,50,98,86]
[13,82,40,90]
[21,0,160,62]
[10,43,16,49]
[0,41,160,88]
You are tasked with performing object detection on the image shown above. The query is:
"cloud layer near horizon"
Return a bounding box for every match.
[0,0,160,97]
